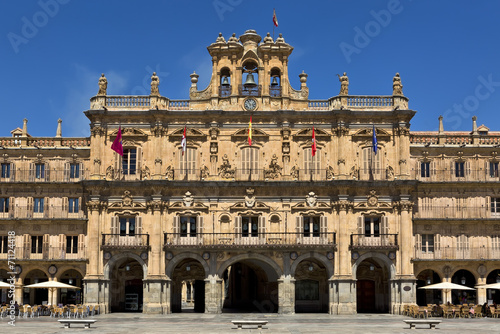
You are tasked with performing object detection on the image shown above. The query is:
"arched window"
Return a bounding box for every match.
[270,68,281,97]
[240,61,260,96]
[219,67,231,97]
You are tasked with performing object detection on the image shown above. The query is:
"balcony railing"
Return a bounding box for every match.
[413,206,490,219]
[414,246,500,260]
[102,234,150,249]
[106,96,150,107]
[0,169,90,183]
[1,246,87,260]
[164,232,336,248]
[347,96,393,107]
[308,100,329,110]
[411,168,500,182]
[238,84,262,97]
[269,85,282,97]
[350,234,398,250]
[0,206,86,220]
[219,85,232,97]
[169,100,190,110]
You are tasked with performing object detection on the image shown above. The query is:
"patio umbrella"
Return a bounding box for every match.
[0,281,12,288]
[475,283,500,289]
[419,282,475,290]
[24,281,80,305]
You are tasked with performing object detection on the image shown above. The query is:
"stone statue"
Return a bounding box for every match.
[218,154,235,179]
[276,33,285,43]
[245,188,255,208]
[98,73,107,96]
[337,72,349,95]
[393,73,403,95]
[264,154,282,179]
[228,33,238,43]
[263,32,273,43]
[151,72,160,96]
[215,32,226,43]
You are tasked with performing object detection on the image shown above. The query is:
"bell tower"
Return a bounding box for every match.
[189,29,309,111]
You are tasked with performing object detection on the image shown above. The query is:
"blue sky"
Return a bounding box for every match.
[1,0,499,137]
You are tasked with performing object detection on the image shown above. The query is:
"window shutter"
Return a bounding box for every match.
[78,234,85,257]
[451,160,455,177]
[173,216,180,234]
[44,197,49,218]
[136,146,142,179]
[23,234,30,257]
[415,234,422,251]
[8,197,14,218]
[235,216,242,241]
[29,162,35,182]
[136,216,143,235]
[59,234,65,259]
[466,161,471,177]
[296,216,303,244]
[64,162,70,182]
[63,197,69,217]
[43,234,49,259]
[196,216,204,243]
[111,216,119,234]
[357,216,364,234]
[320,216,328,243]
[431,161,436,177]
[382,216,389,234]
[258,216,266,243]
[416,161,421,177]
[44,162,50,182]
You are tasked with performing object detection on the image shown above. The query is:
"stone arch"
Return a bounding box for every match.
[104,252,148,280]
[165,252,210,278]
[451,267,479,283]
[20,266,49,281]
[290,251,333,278]
[55,265,85,280]
[352,252,395,280]
[216,252,282,280]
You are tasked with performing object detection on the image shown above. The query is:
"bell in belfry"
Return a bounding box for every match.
[271,76,279,86]
[244,72,257,87]
[221,76,230,86]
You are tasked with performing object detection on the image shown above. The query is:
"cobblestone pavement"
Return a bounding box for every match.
[2,313,500,333]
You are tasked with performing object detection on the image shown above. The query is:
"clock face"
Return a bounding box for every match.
[244,98,257,111]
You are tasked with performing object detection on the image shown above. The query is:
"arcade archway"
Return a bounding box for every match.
[171,259,206,313]
[293,259,328,313]
[23,269,48,305]
[109,258,144,312]
[355,258,391,313]
[451,269,476,304]
[416,269,441,305]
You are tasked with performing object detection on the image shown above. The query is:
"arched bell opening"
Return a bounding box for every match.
[269,68,281,97]
[219,67,231,97]
[240,61,260,96]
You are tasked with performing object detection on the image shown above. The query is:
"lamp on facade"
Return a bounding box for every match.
[370,264,375,271]
[461,276,466,285]
[496,275,500,283]
[186,265,191,272]
[426,277,431,285]
[34,278,39,283]
[308,263,314,272]
[68,278,73,285]
[125,265,130,271]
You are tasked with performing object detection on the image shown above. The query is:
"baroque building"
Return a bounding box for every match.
[1,29,499,314]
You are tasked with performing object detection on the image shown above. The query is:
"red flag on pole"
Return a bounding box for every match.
[248,116,252,146]
[311,126,317,157]
[273,9,279,27]
[181,125,187,155]
[111,126,123,156]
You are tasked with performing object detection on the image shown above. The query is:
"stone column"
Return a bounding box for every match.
[277,275,295,314]
[476,276,487,305]
[398,197,413,276]
[398,123,410,179]
[205,275,223,313]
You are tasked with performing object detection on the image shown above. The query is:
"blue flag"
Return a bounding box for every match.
[372,125,378,155]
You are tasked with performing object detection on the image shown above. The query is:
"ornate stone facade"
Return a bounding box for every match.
[1,30,498,315]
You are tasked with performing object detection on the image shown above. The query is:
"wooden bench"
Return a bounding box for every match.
[403,319,441,329]
[231,320,268,329]
[58,319,97,329]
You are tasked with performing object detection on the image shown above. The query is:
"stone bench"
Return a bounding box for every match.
[58,319,97,329]
[231,320,268,329]
[403,319,441,329]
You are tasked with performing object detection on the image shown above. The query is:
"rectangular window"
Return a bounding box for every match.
[241,216,258,237]
[421,234,435,253]
[457,234,469,250]
[119,217,136,236]
[180,216,197,237]
[241,147,258,175]
[0,198,8,213]
[31,235,43,254]
[303,216,320,237]
[364,217,380,237]
[68,198,79,213]
[455,162,465,177]
[491,198,500,217]
[179,148,197,175]
[421,162,430,178]
[66,236,78,253]
[1,163,10,178]
[35,163,45,179]
[491,162,499,178]
[122,149,137,175]
[34,198,44,213]
[492,236,500,250]
[303,148,320,175]
[0,235,8,253]
[362,147,381,176]
[70,163,80,178]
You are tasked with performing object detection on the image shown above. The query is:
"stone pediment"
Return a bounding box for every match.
[108,191,146,210]
[232,128,269,140]
[353,202,392,210]
[170,127,207,139]
[110,127,147,138]
[168,201,209,212]
[293,128,330,140]
[230,201,271,212]
[291,201,331,212]
[352,127,391,139]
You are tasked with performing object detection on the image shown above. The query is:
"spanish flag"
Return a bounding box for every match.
[248,116,252,146]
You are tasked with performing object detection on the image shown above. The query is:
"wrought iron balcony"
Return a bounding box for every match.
[269,85,282,97]
[238,84,262,97]
[413,206,490,219]
[414,246,500,260]
[164,232,336,249]
[101,234,150,249]
[0,206,86,220]
[350,234,398,250]
[410,168,500,182]
[219,85,232,97]
[0,169,90,183]
[2,246,87,260]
